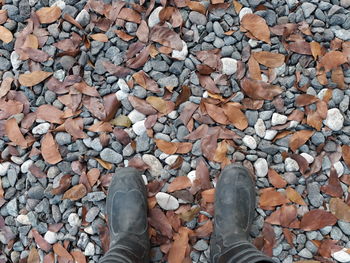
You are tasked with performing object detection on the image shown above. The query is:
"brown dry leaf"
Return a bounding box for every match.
[0,10,8,25]
[321,168,343,198]
[36,6,61,24]
[0,25,13,43]
[168,227,191,263]
[149,207,173,238]
[194,220,213,238]
[136,20,149,43]
[90,33,108,42]
[253,51,285,68]
[5,118,27,148]
[53,243,74,261]
[268,168,287,188]
[128,95,158,115]
[283,228,294,247]
[32,229,52,252]
[204,102,228,125]
[41,133,62,165]
[168,176,192,192]
[198,74,220,94]
[329,198,350,222]
[63,13,83,30]
[88,121,113,132]
[289,130,314,152]
[222,103,248,130]
[155,139,178,154]
[102,61,132,77]
[176,142,192,154]
[87,168,100,187]
[186,1,206,14]
[0,77,13,98]
[310,41,322,60]
[19,71,53,87]
[286,187,306,205]
[241,78,283,100]
[64,118,86,140]
[259,188,289,207]
[294,261,320,263]
[126,44,151,69]
[300,210,337,231]
[196,158,212,190]
[332,66,345,90]
[118,8,141,23]
[280,204,297,227]
[213,140,229,164]
[343,145,350,169]
[36,104,64,124]
[241,14,270,44]
[233,0,243,13]
[247,56,261,80]
[288,41,312,55]
[28,247,40,263]
[133,71,160,93]
[175,86,191,107]
[296,94,318,107]
[71,250,86,263]
[115,30,135,41]
[63,184,87,201]
[146,96,168,114]
[320,51,347,72]
[159,6,183,28]
[95,158,113,170]
[51,174,72,195]
[150,25,183,51]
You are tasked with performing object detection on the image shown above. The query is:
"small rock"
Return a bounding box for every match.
[158,75,179,88]
[21,160,33,173]
[44,231,58,244]
[271,113,287,126]
[100,148,123,164]
[85,207,99,223]
[84,242,95,256]
[332,249,350,263]
[285,157,299,172]
[221,58,237,75]
[128,110,145,124]
[254,119,266,138]
[307,182,323,208]
[6,198,17,216]
[187,171,196,183]
[165,155,178,166]
[16,215,31,225]
[117,78,129,92]
[142,154,164,177]
[0,57,11,71]
[301,2,317,18]
[10,51,22,70]
[239,7,253,21]
[172,41,188,61]
[116,90,128,100]
[300,153,314,164]
[132,120,146,136]
[148,6,162,27]
[340,0,350,8]
[155,192,179,210]
[32,123,50,134]
[242,135,257,150]
[68,213,81,227]
[0,162,11,176]
[334,29,350,41]
[193,240,208,251]
[75,9,90,27]
[298,248,313,259]
[254,158,268,177]
[189,11,207,25]
[28,185,45,199]
[324,108,344,131]
[334,161,344,177]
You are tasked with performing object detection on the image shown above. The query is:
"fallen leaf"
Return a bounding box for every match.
[95,158,113,170]
[175,142,192,154]
[241,78,283,100]
[320,51,347,72]
[321,168,343,198]
[196,158,211,190]
[155,139,178,154]
[115,30,135,41]
[186,1,206,14]
[343,145,350,169]
[331,66,345,89]
[0,77,13,98]
[247,56,261,80]
[19,71,53,87]
[0,10,7,25]
[194,220,213,238]
[222,103,248,130]
[168,227,191,263]
[259,188,289,207]
[289,130,314,152]
[283,228,294,247]
[28,247,40,263]
[310,41,322,60]
[53,243,74,261]
[204,102,228,125]
[0,25,13,43]
[288,41,312,55]
[36,6,62,24]
[198,74,220,94]
[213,140,229,164]
[133,71,160,93]
[113,127,131,145]
[136,20,149,43]
[102,61,133,77]
[175,86,191,107]
[64,118,86,140]
[36,104,64,124]
[150,25,184,50]
[41,133,62,164]
[118,8,141,23]
[241,14,270,44]
[159,6,183,28]
[168,176,192,192]
[268,168,287,188]
[63,184,87,201]
[286,187,306,205]
[51,174,72,195]
[233,0,243,13]
[126,44,151,69]
[5,118,27,148]
[146,96,169,114]
[296,94,319,107]
[128,95,158,115]
[330,198,350,222]
[110,115,131,127]
[32,229,52,252]
[29,164,46,178]
[149,207,173,238]
[253,51,285,68]
[98,224,110,253]
[63,13,83,30]
[88,121,113,132]
[300,210,337,231]
[70,250,86,263]
[90,33,108,42]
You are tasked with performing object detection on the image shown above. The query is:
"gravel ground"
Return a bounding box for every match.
[1,0,350,262]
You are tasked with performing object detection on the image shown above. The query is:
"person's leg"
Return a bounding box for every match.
[99,167,150,263]
[210,164,274,263]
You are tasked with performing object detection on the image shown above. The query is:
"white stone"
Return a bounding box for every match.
[254,119,266,138]
[0,162,10,176]
[68,213,81,227]
[51,0,65,9]
[10,51,22,70]
[165,155,179,166]
[271,113,288,126]
[289,120,299,128]
[172,40,188,61]
[128,110,145,124]
[264,130,278,140]
[254,158,268,177]
[159,153,169,160]
[148,6,162,27]
[167,111,178,119]
[84,226,94,235]
[221,58,238,75]
[142,154,164,177]
[334,29,350,41]
[32,123,50,135]
[317,88,329,100]
[242,135,257,150]
[16,215,31,225]
[261,74,269,82]
[44,231,58,244]
[203,91,209,98]
[84,242,95,256]
[29,0,38,6]
[300,153,314,164]
[285,157,299,172]
[334,161,344,177]
[21,160,33,174]
[115,90,128,101]
[155,192,179,210]
[117,78,129,92]
[142,174,148,185]
[132,120,146,136]
[248,39,259,48]
[239,7,253,21]
[11,156,23,165]
[54,69,65,81]
[187,171,196,183]
[332,249,350,263]
[324,108,344,131]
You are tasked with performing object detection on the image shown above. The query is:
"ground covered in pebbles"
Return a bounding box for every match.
[1,0,350,262]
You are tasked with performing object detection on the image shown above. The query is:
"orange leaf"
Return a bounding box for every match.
[285,187,306,205]
[19,71,53,87]
[310,41,322,60]
[343,145,350,169]
[213,140,229,164]
[300,210,337,231]
[71,250,86,263]
[186,0,206,14]
[28,247,40,263]
[331,66,345,89]
[295,94,318,107]
[289,130,314,152]
[329,198,350,222]
[90,33,108,42]
[168,227,191,263]
[36,6,61,24]
[63,183,87,201]
[95,158,113,170]
[222,103,248,130]
[155,139,178,154]
[233,0,243,13]
[319,51,347,72]
[204,102,228,125]
[53,243,74,261]
[259,188,289,207]
[176,142,192,154]
[115,30,135,41]
[87,168,100,187]
[0,25,13,43]
[268,168,287,188]
[253,51,285,68]
[241,14,270,44]
[201,188,215,203]
[36,104,64,124]
[41,133,62,164]
[5,118,27,148]
[168,176,192,192]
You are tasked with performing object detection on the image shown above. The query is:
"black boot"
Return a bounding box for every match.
[210,164,274,263]
[99,167,150,263]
